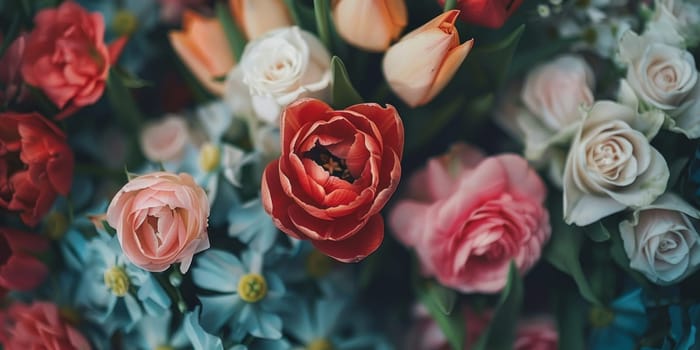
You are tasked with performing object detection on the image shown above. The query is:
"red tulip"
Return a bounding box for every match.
[0,228,49,292]
[261,98,403,262]
[438,0,524,28]
[0,112,74,226]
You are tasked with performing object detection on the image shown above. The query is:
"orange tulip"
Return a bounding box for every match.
[332,0,407,52]
[169,10,235,96]
[382,10,474,107]
[229,0,294,39]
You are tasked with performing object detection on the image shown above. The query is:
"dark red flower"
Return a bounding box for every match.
[0,112,74,226]
[0,301,91,350]
[261,98,403,262]
[0,228,48,291]
[438,0,524,28]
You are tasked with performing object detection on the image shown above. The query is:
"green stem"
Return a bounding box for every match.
[444,0,457,11]
[313,0,331,50]
[155,269,187,313]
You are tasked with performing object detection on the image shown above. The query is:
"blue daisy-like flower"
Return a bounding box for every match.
[192,249,286,340]
[70,234,171,334]
[588,288,649,350]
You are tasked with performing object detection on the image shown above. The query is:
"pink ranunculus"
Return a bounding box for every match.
[0,228,49,292]
[389,143,551,293]
[404,305,491,350]
[21,2,126,117]
[106,172,210,273]
[514,317,558,350]
[0,301,91,350]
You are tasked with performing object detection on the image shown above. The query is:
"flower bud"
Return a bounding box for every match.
[229,0,294,39]
[332,0,407,52]
[382,10,474,107]
[169,10,236,95]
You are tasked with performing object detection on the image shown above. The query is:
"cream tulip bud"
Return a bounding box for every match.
[229,0,294,39]
[332,0,408,52]
[382,10,474,107]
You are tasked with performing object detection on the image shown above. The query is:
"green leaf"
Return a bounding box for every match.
[584,222,611,242]
[330,56,363,108]
[428,283,458,315]
[215,1,246,61]
[443,0,457,11]
[106,69,143,132]
[283,0,317,32]
[464,25,525,93]
[543,192,603,306]
[555,289,586,350]
[112,66,152,88]
[415,280,466,350]
[0,16,20,59]
[472,262,523,350]
[404,98,464,153]
[102,221,117,236]
[313,0,331,49]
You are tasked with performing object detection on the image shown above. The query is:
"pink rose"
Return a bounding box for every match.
[0,301,91,350]
[139,115,190,163]
[389,143,551,293]
[21,2,126,117]
[106,172,210,273]
[514,318,558,350]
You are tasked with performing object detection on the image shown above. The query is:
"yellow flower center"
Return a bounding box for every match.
[59,307,81,325]
[199,143,221,172]
[589,306,615,328]
[306,249,333,278]
[44,212,68,240]
[155,346,174,350]
[104,266,130,297]
[237,273,267,303]
[307,339,334,350]
[112,10,138,36]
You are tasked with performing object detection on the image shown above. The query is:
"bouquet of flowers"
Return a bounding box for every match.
[1,0,700,349]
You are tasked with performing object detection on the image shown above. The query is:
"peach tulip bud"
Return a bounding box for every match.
[382,10,474,107]
[229,0,294,39]
[332,0,408,52]
[169,10,236,95]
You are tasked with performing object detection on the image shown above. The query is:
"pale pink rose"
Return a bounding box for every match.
[0,301,91,350]
[514,318,558,350]
[106,172,210,273]
[389,143,550,293]
[140,115,190,163]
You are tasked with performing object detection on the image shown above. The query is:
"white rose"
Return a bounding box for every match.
[619,29,700,137]
[511,55,595,185]
[647,0,700,47]
[224,26,331,124]
[620,193,700,285]
[563,101,668,226]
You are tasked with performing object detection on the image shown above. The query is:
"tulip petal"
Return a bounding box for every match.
[312,214,384,262]
[423,39,473,104]
[261,160,303,239]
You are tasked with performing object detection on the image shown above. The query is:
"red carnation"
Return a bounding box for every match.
[0,112,74,226]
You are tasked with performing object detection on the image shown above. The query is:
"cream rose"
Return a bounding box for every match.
[224,26,331,124]
[511,55,595,185]
[619,29,700,137]
[619,193,700,285]
[563,101,668,226]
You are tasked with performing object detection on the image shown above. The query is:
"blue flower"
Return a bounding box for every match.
[122,311,188,349]
[643,304,700,350]
[227,198,283,253]
[283,297,393,350]
[192,249,286,340]
[71,234,171,334]
[589,288,649,350]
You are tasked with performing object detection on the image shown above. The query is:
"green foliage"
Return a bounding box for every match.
[215,1,247,61]
[330,56,363,108]
[313,0,331,49]
[472,262,523,350]
[415,279,466,350]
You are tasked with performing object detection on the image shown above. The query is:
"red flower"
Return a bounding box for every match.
[21,1,126,118]
[0,301,91,350]
[0,34,27,106]
[438,0,524,28]
[0,112,74,226]
[0,228,49,292]
[261,98,403,262]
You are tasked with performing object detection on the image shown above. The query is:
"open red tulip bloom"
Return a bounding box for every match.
[262,98,404,262]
